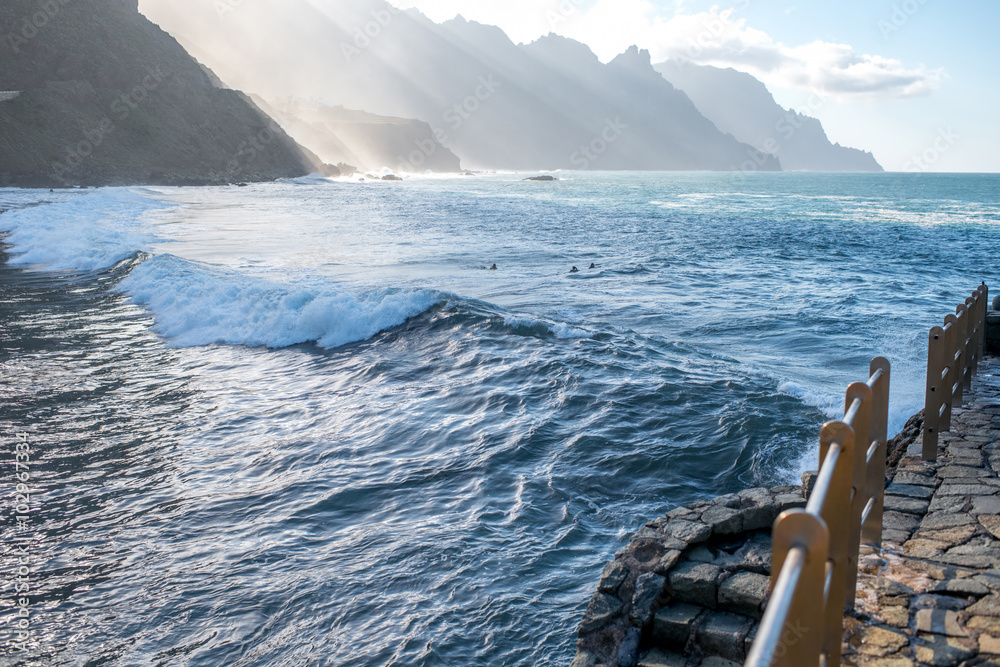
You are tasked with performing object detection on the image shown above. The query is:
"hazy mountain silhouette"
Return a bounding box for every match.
[254,97,462,174]
[656,61,883,172]
[0,0,324,187]
[138,0,780,172]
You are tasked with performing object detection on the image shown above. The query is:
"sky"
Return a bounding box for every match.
[386,0,1000,172]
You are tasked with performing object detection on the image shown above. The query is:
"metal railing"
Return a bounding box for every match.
[745,357,890,667]
[923,284,989,461]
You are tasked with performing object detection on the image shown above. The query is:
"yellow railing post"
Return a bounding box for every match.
[954,305,969,404]
[862,358,890,547]
[924,324,947,461]
[759,510,829,667]
[816,420,856,665]
[748,286,990,666]
[843,383,872,608]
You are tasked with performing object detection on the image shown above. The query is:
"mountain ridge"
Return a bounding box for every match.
[0,0,322,187]
[655,60,883,172]
[138,0,783,172]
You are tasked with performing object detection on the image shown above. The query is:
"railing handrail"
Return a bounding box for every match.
[745,356,890,667]
[923,284,988,461]
[748,283,988,666]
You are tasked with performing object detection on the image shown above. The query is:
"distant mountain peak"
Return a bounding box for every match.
[654,59,883,172]
[610,45,653,71]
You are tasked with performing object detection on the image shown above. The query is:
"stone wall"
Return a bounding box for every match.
[573,411,926,667]
[572,485,806,666]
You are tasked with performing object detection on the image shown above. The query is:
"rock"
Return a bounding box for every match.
[579,592,625,635]
[974,497,1000,516]
[653,550,683,575]
[717,572,770,619]
[884,495,931,514]
[917,524,978,544]
[893,471,939,487]
[913,593,971,611]
[912,635,976,665]
[599,561,630,595]
[686,546,715,563]
[937,483,999,496]
[697,612,752,663]
[774,493,807,511]
[669,562,721,608]
[982,516,1000,540]
[967,594,1000,617]
[921,513,976,530]
[662,520,713,545]
[630,573,666,627]
[636,648,686,667]
[701,505,742,535]
[930,578,990,597]
[734,540,772,573]
[652,603,702,648]
[571,650,597,667]
[523,175,557,181]
[699,659,741,667]
[928,495,969,513]
[979,633,1000,654]
[938,465,989,479]
[858,625,909,657]
[801,471,818,497]
[738,488,779,531]
[629,539,682,575]
[885,483,935,499]
[914,609,968,637]
[617,626,641,667]
[381,174,403,181]
[713,493,742,509]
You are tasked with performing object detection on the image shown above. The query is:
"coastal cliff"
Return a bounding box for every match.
[0,0,320,187]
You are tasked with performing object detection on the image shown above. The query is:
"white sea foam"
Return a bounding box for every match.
[777,380,842,419]
[502,314,590,340]
[0,188,169,272]
[121,255,443,349]
[1,188,443,350]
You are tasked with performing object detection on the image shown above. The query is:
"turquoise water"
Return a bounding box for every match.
[1,172,998,665]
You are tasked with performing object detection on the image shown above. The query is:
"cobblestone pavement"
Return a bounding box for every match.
[847,358,1000,666]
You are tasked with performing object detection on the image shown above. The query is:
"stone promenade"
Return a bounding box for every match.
[573,358,1000,667]
[846,358,1000,666]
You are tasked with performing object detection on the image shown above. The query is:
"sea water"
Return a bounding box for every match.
[1,171,998,665]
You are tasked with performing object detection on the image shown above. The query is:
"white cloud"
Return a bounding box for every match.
[387,0,944,100]
[561,2,943,99]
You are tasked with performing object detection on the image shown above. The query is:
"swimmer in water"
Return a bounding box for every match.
[490,264,498,270]
[589,263,596,269]
[570,266,579,273]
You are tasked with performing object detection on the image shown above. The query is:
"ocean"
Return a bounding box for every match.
[1,171,998,665]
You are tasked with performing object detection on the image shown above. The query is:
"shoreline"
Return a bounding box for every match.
[571,411,926,666]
